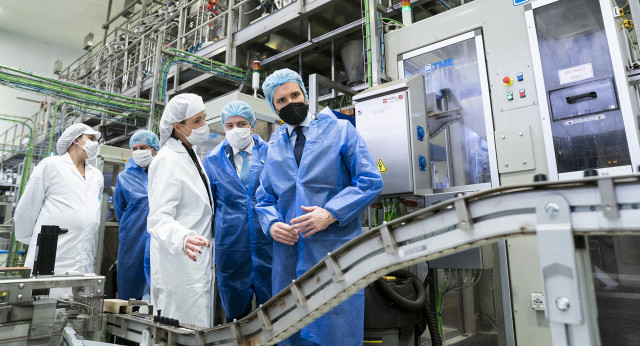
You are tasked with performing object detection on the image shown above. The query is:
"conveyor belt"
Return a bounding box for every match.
[106,175,640,345]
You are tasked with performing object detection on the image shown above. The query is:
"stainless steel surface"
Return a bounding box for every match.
[398,29,499,190]
[526,0,640,180]
[354,74,429,196]
[0,275,105,345]
[103,174,640,346]
[428,248,483,269]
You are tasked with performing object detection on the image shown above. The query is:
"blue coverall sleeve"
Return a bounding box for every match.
[204,161,217,202]
[324,122,383,226]
[113,176,126,223]
[255,166,283,240]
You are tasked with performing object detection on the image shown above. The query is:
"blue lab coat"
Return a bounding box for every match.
[113,159,151,299]
[203,135,273,319]
[256,107,383,346]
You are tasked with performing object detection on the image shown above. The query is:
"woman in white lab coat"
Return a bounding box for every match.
[147,93,214,327]
[15,123,103,276]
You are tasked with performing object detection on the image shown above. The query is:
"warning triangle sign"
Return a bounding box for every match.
[377,159,388,173]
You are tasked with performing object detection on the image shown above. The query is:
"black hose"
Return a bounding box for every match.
[374,269,428,312]
[424,303,442,346]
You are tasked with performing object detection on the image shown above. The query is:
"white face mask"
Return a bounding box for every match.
[225,127,253,150]
[182,124,209,146]
[132,149,154,167]
[80,139,99,160]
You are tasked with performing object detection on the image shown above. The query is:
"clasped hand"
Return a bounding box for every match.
[270,206,336,245]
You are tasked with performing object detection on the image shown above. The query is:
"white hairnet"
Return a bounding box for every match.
[159,93,205,145]
[56,123,102,155]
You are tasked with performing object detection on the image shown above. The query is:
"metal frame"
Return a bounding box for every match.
[397,29,500,189]
[526,0,640,181]
[105,174,640,345]
[0,275,105,344]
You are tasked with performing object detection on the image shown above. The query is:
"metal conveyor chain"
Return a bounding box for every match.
[106,174,640,345]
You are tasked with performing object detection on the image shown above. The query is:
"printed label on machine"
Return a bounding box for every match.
[377,159,388,173]
[558,63,594,85]
[382,94,404,103]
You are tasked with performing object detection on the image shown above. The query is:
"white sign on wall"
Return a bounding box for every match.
[558,63,594,85]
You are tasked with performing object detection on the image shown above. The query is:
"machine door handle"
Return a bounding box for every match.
[566,92,597,104]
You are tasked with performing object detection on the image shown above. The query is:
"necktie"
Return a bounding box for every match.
[293,126,306,167]
[239,151,250,189]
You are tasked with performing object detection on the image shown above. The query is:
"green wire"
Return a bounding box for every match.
[0,65,151,104]
[379,17,403,26]
[166,48,250,74]
[0,72,149,111]
[436,272,448,343]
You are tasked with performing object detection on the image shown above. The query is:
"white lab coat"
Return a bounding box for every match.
[14,153,104,275]
[147,137,214,327]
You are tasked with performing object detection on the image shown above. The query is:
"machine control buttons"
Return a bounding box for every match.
[519,89,526,98]
[517,72,524,82]
[507,92,513,101]
[417,125,425,141]
[503,76,514,86]
[418,155,426,171]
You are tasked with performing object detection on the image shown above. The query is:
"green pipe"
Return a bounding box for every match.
[156,56,251,101]
[166,48,250,74]
[0,117,33,268]
[0,72,150,111]
[0,65,151,104]
[364,0,373,87]
[379,17,403,25]
[3,74,150,111]
[47,101,138,155]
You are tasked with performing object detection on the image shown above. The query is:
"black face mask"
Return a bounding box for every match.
[276,102,308,125]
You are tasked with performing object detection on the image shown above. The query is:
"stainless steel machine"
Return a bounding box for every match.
[94,145,132,299]
[0,275,105,345]
[353,0,640,345]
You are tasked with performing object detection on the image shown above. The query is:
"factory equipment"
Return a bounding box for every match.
[354,75,430,196]
[0,275,105,344]
[526,0,640,180]
[95,145,132,298]
[96,174,640,346]
[398,29,499,192]
[378,0,640,344]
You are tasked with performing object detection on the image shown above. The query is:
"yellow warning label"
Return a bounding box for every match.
[377,159,388,173]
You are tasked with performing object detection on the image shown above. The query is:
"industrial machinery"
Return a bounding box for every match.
[94,145,133,298]
[0,275,105,345]
[94,174,640,346]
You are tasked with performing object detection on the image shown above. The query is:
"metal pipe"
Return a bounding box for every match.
[0,116,33,268]
[102,0,114,47]
[225,0,236,66]
[105,0,141,27]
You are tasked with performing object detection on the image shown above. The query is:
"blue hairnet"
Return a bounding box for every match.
[129,130,160,151]
[221,100,256,127]
[261,68,308,114]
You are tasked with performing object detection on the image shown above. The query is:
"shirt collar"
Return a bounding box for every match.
[287,111,313,136]
[231,137,255,156]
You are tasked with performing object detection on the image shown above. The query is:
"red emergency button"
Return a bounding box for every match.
[503,76,514,86]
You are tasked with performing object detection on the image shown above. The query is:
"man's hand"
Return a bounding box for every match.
[185,235,210,261]
[291,206,336,238]
[270,222,298,245]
